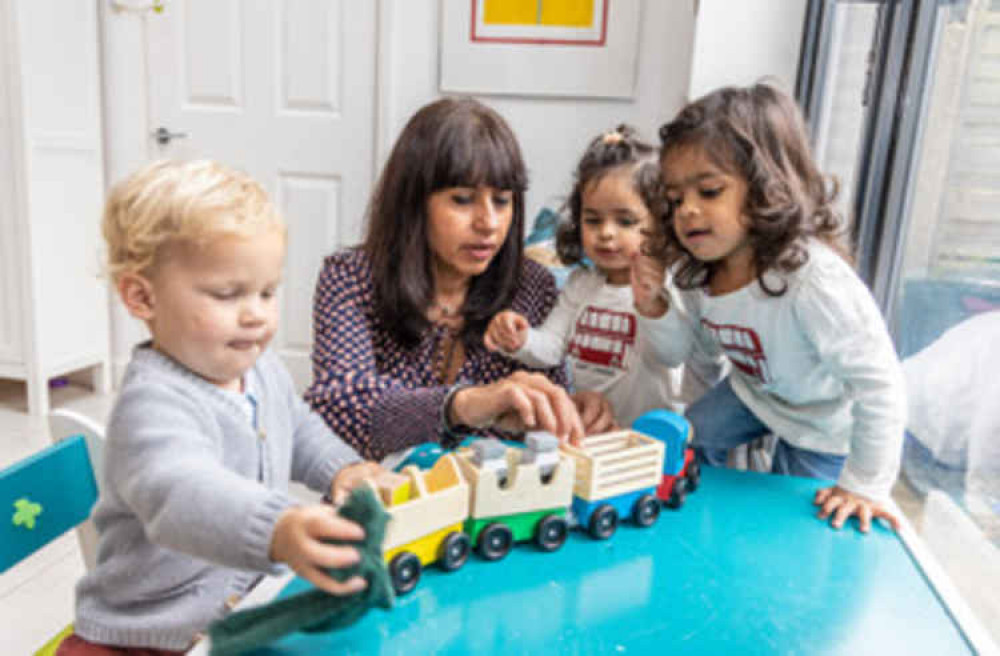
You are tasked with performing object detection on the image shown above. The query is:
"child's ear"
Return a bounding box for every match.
[117,272,156,321]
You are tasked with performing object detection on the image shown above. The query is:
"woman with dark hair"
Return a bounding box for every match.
[306,97,614,462]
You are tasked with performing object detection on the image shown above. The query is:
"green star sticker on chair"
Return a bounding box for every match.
[13,497,43,530]
[1,434,99,573]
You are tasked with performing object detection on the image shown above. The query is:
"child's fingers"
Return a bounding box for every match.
[577,394,600,427]
[629,252,643,287]
[310,542,364,572]
[332,463,381,504]
[487,331,516,353]
[813,487,832,506]
[302,566,368,597]
[511,313,529,333]
[483,331,500,352]
[491,313,527,352]
[816,492,842,520]
[485,316,507,352]
[872,506,901,532]
[497,325,516,348]
[830,500,857,530]
[857,504,873,533]
[501,315,523,341]
[313,513,366,544]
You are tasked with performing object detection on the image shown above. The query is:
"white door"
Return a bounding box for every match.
[145,0,376,390]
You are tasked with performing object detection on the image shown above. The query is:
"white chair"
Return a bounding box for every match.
[47,408,106,571]
[0,409,105,654]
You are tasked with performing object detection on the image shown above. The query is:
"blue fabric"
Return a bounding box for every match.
[897,278,1000,358]
[770,441,846,480]
[525,207,560,246]
[686,377,845,481]
[686,378,769,466]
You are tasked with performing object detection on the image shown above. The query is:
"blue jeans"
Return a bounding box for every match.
[686,378,846,481]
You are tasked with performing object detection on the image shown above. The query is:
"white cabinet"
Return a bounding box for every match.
[0,1,110,415]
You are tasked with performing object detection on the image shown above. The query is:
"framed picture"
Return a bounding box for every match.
[440,0,642,99]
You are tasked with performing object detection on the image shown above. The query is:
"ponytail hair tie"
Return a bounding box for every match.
[602,131,624,145]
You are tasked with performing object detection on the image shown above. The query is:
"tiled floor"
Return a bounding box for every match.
[1,380,998,654]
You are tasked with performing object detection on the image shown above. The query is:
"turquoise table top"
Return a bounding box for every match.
[240,467,974,655]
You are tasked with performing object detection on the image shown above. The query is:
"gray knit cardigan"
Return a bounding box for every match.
[74,345,361,650]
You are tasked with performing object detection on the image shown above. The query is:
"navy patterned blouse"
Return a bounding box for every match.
[305,249,568,461]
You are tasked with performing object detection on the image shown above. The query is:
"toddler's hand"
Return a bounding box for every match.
[630,253,669,318]
[484,311,529,352]
[571,390,617,440]
[331,461,383,506]
[814,485,901,533]
[270,505,368,596]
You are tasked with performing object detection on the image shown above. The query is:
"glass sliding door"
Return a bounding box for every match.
[799,0,1000,646]
[891,0,999,539]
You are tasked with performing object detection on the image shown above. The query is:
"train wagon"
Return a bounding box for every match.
[374,454,471,595]
[560,429,665,539]
[454,433,576,562]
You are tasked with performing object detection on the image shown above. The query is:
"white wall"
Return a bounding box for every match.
[688,0,808,99]
[379,0,697,223]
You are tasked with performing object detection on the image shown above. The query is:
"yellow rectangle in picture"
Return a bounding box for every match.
[541,0,594,27]
[483,0,594,27]
[483,0,537,25]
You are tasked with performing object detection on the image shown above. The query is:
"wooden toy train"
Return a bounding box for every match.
[370,409,700,595]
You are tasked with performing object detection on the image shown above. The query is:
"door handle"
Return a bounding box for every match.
[153,127,188,145]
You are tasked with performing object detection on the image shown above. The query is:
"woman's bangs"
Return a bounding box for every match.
[432,126,525,192]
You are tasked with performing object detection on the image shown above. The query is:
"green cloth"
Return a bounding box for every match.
[208,486,394,655]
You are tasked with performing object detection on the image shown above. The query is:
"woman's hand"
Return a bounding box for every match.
[330,461,384,505]
[571,390,616,437]
[484,310,530,353]
[449,371,584,443]
[270,505,368,596]
[630,252,669,318]
[814,485,901,533]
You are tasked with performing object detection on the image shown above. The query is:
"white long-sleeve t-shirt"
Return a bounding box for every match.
[511,267,722,426]
[640,240,906,500]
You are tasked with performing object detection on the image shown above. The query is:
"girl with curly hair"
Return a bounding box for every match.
[633,84,906,533]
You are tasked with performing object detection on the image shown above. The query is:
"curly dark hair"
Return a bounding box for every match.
[362,97,528,347]
[555,125,668,266]
[651,83,850,295]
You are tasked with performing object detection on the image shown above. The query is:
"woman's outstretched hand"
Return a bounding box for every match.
[449,371,584,444]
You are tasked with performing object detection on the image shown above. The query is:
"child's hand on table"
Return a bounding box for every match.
[814,485,901,533]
